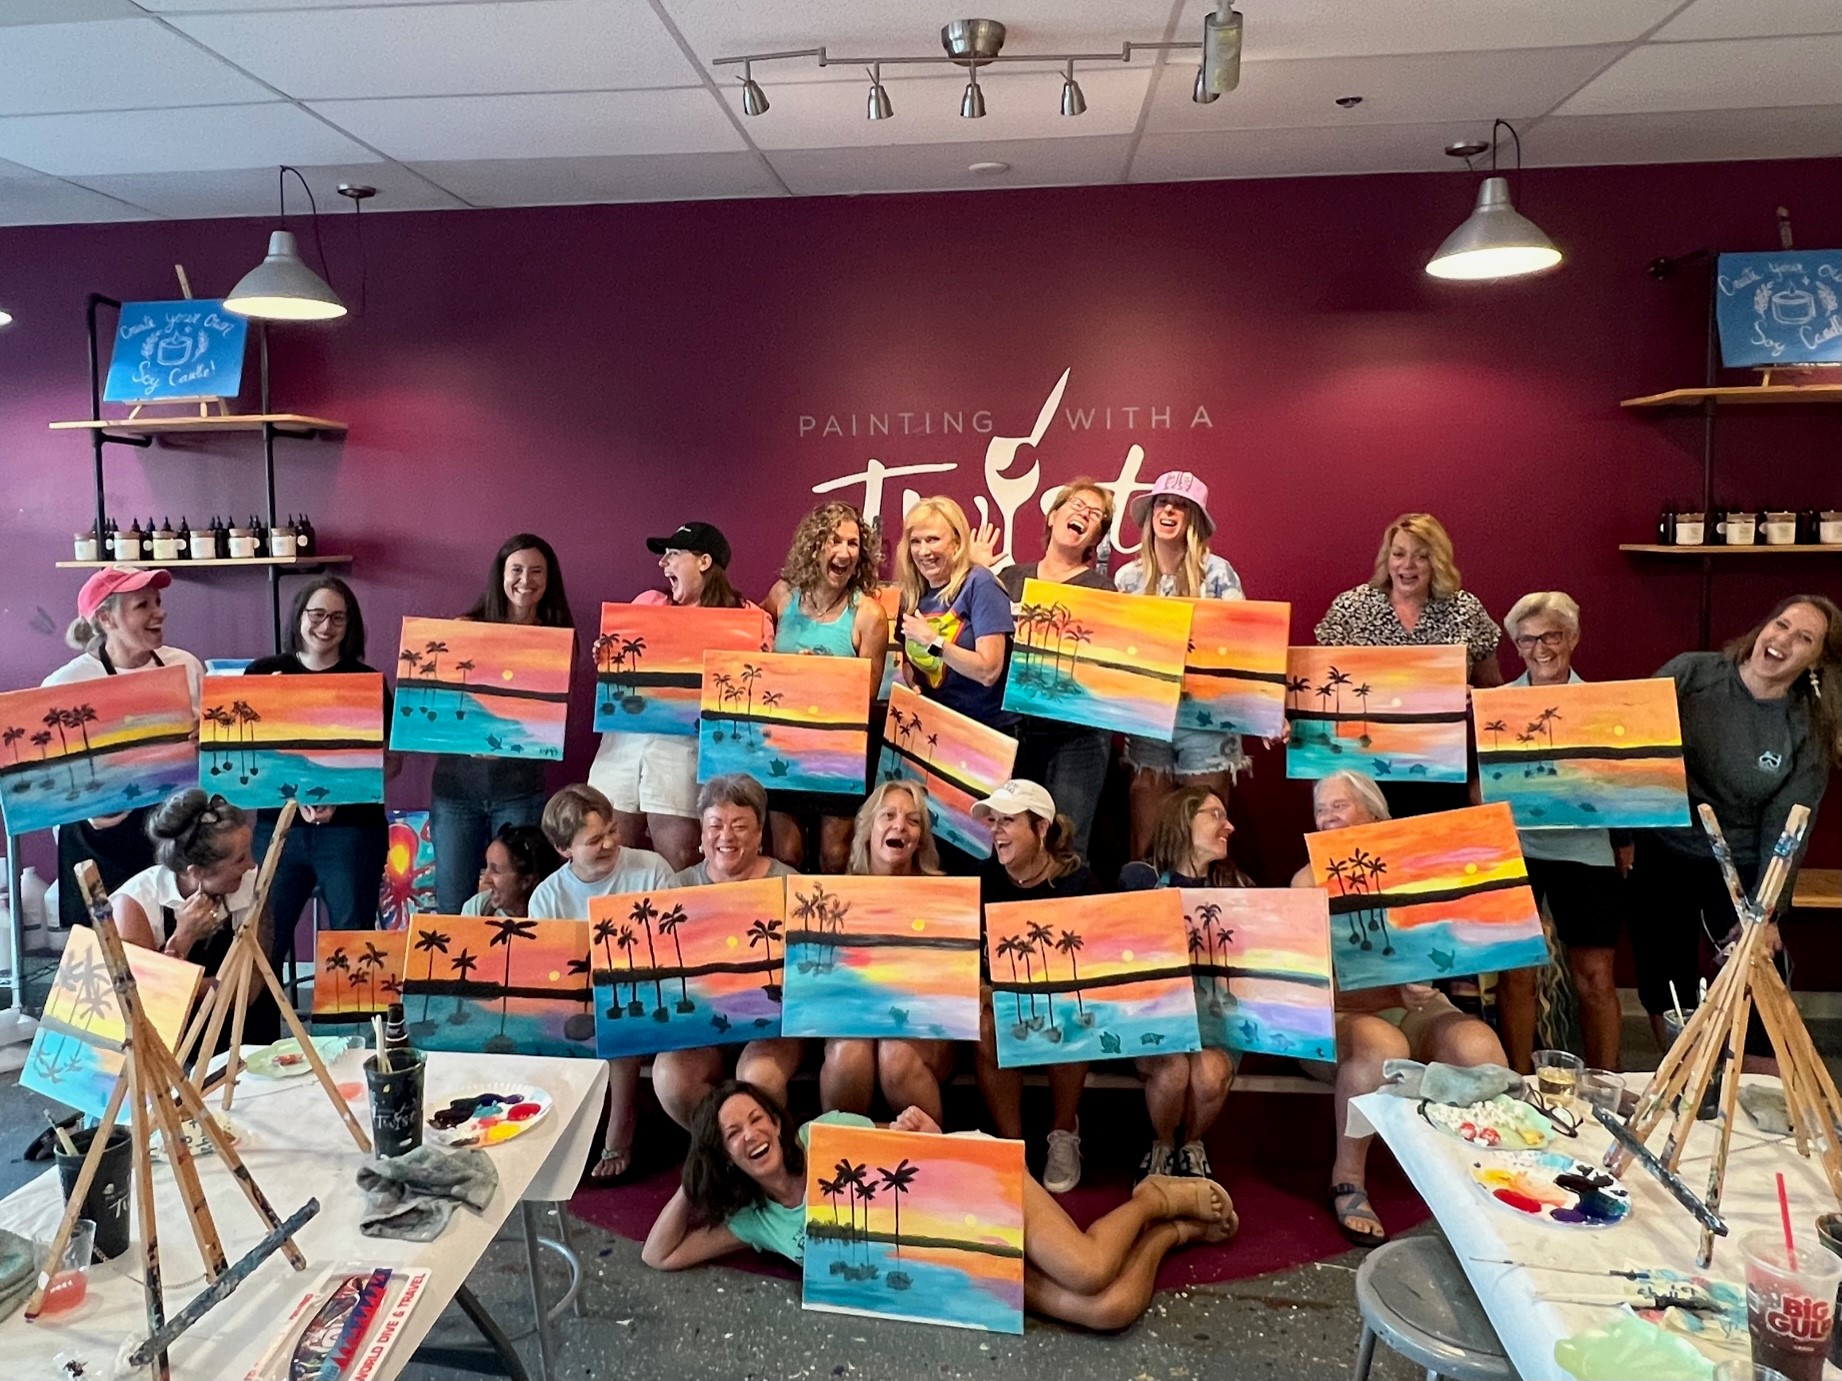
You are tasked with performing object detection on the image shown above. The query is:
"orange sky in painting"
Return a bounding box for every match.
[884,684,1016,789]
[984,890,1187,975]
[398,617,574,694]
[0,664,192,756]
[201,673,383,743]
[1305,802,1526,929]
[596,604,770,672]
[788,874,980,999]
[1015,578,1189,676]
[1286,645,1467,715]
[805,1123,1024,1258]
[700,651,870,724]
[1184,601,1290,675]
[1471,678,1682,751]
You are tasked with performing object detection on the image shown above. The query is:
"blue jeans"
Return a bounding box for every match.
[430,789,547,916]
[1014,724,1110,859]
[253,814,391,977]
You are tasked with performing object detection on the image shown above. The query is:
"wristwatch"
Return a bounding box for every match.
[927,637,946,656]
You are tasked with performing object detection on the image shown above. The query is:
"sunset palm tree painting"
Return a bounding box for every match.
[1284,645,1469,783]
[395,915,592,1057]
[876,684,1018,860]
[1471,678,1690,829]
[1000,578,1191,739]
[1176,600,1291,738]
[698,650,871,797]
[309,929,407,1026]
[1179,888,1334,1059]
[0,667,196,836]
[803,1123,1025,1334]
[388,616,573,760]
[984,892,1199,1069]
[592,603,771,735]
[199,672,385,810]
[782,876,982,1041]
[591,878,786,1059]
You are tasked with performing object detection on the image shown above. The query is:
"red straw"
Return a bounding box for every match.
[1779,1172,1799,1269]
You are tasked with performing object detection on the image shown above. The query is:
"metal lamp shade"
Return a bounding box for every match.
[223,230,346,320]
[740,76,770,116]
[960,76,986,119]
[1060,74,1086,116]
[1425,176,1562,281]
[867,79,893,120]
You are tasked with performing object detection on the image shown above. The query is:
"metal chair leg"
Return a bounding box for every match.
[546,1204,585,1318]
[1351,1325,1377,1381]
[521,1200,557,1380]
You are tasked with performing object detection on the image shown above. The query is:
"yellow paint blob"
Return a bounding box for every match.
[1121,949,1135,962]
[1215,644,1228,655]
[1464,862,1479,875]
[1613,724,1626,737]
[1126,645,1139,657]
[501,669,516,681]
[964,1213,979,1228]
[1389,697,1403,708]
[808,705,820,715]
[548,969,560,982]
[911,918,927,932]
[726,935,739,949]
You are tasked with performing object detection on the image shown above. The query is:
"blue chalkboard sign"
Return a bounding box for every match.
[1714,251,1842,368]
[103,300,249,404]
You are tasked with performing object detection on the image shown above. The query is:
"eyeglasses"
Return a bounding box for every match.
[304,609,348,626]
[1195,807,1228,821]
[1062,501,1106,524]
[1514,631,1567,649]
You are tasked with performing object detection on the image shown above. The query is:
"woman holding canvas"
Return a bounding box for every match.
[897,497,1016,745]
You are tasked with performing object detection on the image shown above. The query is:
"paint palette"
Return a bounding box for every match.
[243,1035,350,1080]
[1469,1151,1631,1228]
[424,1086,552,1148]
[1423,1095,1555,1150]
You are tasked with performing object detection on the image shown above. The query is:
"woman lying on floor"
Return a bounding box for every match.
[641,1080,1238,1331]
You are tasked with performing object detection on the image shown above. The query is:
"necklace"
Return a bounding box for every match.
[803,586,849,621]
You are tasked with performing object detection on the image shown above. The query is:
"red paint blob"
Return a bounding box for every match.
[338,1081,366,1102]
[1493,1188,1545,1214]
[508,1101,542,1122]
[40,1270,88,1315]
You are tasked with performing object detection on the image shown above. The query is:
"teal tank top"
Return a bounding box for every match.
[773,589,861,657]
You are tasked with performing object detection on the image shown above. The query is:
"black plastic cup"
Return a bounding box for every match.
[55,1125,133,1261]
[364,1049,425,1158]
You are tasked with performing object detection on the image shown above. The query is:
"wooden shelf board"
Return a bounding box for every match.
[1794,868,1840,911]
[1619,544,1841,555]
[54,555,353,570]
[1620,384,1841,408]
[48,413,347,438]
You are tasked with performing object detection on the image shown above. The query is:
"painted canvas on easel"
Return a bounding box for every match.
[781,875,983,1040]
[22,926,202,1119]
[1285,645,1469,783]
[388,617,573,760]
[984,891,1199,1068]
[399,915,593,1056]
[698,651,871,795]
[378,809,437,931]
[200,672,384,809]
[803,1122,1025,1335]
[1181,888,1334,1061]
[0,666,196,836]
[1472,678,1690,830]
[592,603,771,736]
[1305,802,1546,991]
[1178,600,1291,739]
[876,684,1017,858]
[309,929,409,1026]
[1000,579,1191,739]
[591,878,785,1058]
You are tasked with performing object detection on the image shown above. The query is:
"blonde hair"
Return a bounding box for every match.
[1043,478,1116,566]
[1504,591,1581,641]
[1131,499,1211,599]
[847,781,944,876]
[65,594,129,654]
[1369,513,1462,600]
[895,497,974,614]
[541,783,614,850]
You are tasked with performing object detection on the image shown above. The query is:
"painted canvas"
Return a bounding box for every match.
[310,929,408,1026]
[399,915,594,1056]
[984,891,1200,1068]
[590,879,785,1058]
[378,809,437,931]
[874,584,903,701]
[876,684,1017,858]
[1472,678,1690,830]
[1285,645,1469,783]
[1000,579,1191,739]
[388,617,573,760]
[697,651,871,795]
[592,603,771,736]
[1181,888,1335,1061]
[803,1122,1025,1335]
[781,876,983,1040]
[199,672,385,809]
[0,667,196,836]
[1177,600,1291,739]
[1304,802,1547,991]
[22,926,202,1120]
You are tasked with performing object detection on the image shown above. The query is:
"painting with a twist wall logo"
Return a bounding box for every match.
[1714,252,1842,368]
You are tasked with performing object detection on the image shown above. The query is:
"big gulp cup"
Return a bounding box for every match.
[1763,511,1799,545]
[1742,1228,1842,1381]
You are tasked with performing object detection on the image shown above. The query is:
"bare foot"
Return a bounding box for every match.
[1137,1174,1232,1224]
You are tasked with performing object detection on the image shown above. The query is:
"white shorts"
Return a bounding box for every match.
[588,731,699,818]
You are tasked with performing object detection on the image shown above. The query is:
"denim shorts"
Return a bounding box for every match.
[1123,727,1250,780]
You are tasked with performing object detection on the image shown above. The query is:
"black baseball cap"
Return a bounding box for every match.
[645,521,731,569]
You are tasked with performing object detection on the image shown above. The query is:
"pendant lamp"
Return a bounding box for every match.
[1426,121,1561,282]
[224,167,347,321]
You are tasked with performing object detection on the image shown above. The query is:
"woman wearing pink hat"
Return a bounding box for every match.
[1114,471,1248,858]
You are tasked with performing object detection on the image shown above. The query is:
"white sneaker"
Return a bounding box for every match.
[1043,1125,1082,1193]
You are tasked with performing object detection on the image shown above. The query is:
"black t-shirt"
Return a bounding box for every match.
[979,857,1100,905]
[242,653,388,830]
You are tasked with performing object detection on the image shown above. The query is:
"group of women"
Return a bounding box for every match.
[37,468,1839,1321]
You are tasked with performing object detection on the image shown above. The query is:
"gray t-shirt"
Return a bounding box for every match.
[666,857,796,888]
[527,847,675,919]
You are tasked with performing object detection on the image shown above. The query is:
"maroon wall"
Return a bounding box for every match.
[2,158,1838,893]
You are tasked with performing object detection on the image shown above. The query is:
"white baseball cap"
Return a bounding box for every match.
[971,779,1056,822]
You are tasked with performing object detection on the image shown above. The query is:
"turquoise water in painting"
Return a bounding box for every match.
[591,977,782,1058]
[1332,911,1550,992]
[388,688,563,759]
[780,941,980,1041]
[0,739,195,836]
[990,990,1200,1069]
[593,682,698,736]
[697,721,865,796]
[1000,661,1175,740]
[1178,685,1286,738]
[398,991,593,1057]
[876,751,990,858]
[1195,987,1335,1062]
[1286,725,1466,783]
[1479,758,1690,830]
[202,752,382,809]
[803,1237,1023,1334]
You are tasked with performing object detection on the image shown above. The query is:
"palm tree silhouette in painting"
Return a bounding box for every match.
[791,884,824,974]
[1026,920,1060,1042]
[563,954,595,1041]
[1353,683,1373,745]
[411,927,451,1032]
[1195,901,1226,1014]
[354,946,380,1013]
[452,659,475,719]
[1364,854,1394,954]
[739,664,764,747]
[1324,859,1362,946]
[1285,674,1311,712]
[656,903,695,1013]
[447,947,479,1024]
[833,1157,861,1246]
[203,705,235,776]
[616,925,643,1016]
[420,641,450,719]
[324,946,351,1015]
[1056,929,1093,1027]
[619,636,648,712]
[28,729,54,791]
[818,1171,845,1236]
[41,708,78,793]
[397,650,422,715]
[748,917,784,1002]
[709,673,736,743]
[1483,719,1508,753]
[878,1159,919,1284]
[996,935,1029,1033]
[1186,921,1207,1000]
[57,705,101,787]
[483,917,537,1052]
[3,725,24,765]
[592,917,625,1018]
[361,939,390,1010]
[231,699,261,783]
[628,897,669,1021]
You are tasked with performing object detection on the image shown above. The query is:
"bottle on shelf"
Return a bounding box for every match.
[73,520,101,563]
[1657,505,1675,546]
[249,515,266,559]
[151,517,180,562]
[176,515,192,560]
[297,512,317,556]
[122,517,145,562]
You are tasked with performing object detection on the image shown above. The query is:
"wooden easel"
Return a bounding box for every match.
[1605,803,1842,1265]
[25,862,318,1379]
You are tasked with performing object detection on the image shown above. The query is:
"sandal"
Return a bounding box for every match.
[588,1145,632,1182]
[1328,1182,1387,1247]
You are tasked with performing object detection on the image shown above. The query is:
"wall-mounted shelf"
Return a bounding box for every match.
[49,413,346,441]
[1619,543,1841,556]
[1620,384,1841,408]
[55,555,352,570]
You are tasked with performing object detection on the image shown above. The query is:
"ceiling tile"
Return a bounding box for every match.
[768,134,1134,196]
[0,0,144,23]
[409,151,783,206]
[1556,33,1842,114]
[1530,103,1842,164]
[308,88,745,161]
[0,172,157,223]
[167,0,701,101]
[0,18,277,115]
[0,102,381,175]
[1654,0,1842,41]
[135,0,509,9]
[1129,119,1504,183]
[1174,0,1683,59]
[68,161,467,218]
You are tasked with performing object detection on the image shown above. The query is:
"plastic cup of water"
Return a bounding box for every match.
[36,1219,95,1318]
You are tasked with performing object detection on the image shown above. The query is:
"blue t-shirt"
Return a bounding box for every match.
[909,566,1017,730]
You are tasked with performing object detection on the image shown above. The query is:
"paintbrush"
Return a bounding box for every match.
[1470,1259,1659,1281]
[372,1015,389,1074]
[43,1112,79,1158]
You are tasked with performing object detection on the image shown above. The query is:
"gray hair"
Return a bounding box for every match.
[65,594,129,654]
[1503,591,1581,642]
[1312,770,1390,823]
[696,773,768,829]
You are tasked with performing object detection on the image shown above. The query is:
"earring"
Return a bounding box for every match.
[1810,667,1823,699]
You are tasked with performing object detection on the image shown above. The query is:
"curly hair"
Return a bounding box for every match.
[682,1080,803,1225]
[779,502,883,602]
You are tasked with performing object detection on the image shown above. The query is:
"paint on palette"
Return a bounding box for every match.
[399,915,594,1056]
[875,684,1017,858]
[1000,579,1191,739]
[1284,645,1469,783]
[592,603,771,736]
[22,926,202,1121]
[1304,802,1547,991]
[1177,600,1291,739]
[0,666,197,836]
[378,810,437,931]
[200,672,385,809]
[310,929,408,1025]
[803,1123,1025,1335]
[698,651,872,796]
[1472,677,1690,830]
[984,891,1200,1068]
[591,878,786,1058]
[1181,888,1334,1062]
[781,876,983,1040]
[1469,1152,1631,1228]
[388,617,574,760]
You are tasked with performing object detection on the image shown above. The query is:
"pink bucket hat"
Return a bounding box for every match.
[1128,471,1215,538]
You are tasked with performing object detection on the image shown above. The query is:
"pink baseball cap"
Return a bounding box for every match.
[77,565,171,621]
[1128,470,1215,538]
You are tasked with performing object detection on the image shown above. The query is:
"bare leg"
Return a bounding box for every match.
[977,993,1024,1139]
[1026,1221,1191,1332]
[1127,768,1172,862]
[1136,1054,1186,1146]
[878,1040,954,1126]
[1022,1173,1231,1294]
[817,815,853,875]
[652,1046,728,1130]
[612,808,651,853]
[645,813,701,874]
[591,1056,641,1178]
[737,1037,805,1108]
[1416,1010,1507,1068]
[1331,1014,1409,1242]
[1496,966,1539,1074]
[819,1039,875,1115]
[1181,1048,1234,1141]
[1048,1062,1087,1134]
[767,811,804,870]
[1569,946,1621,1072]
